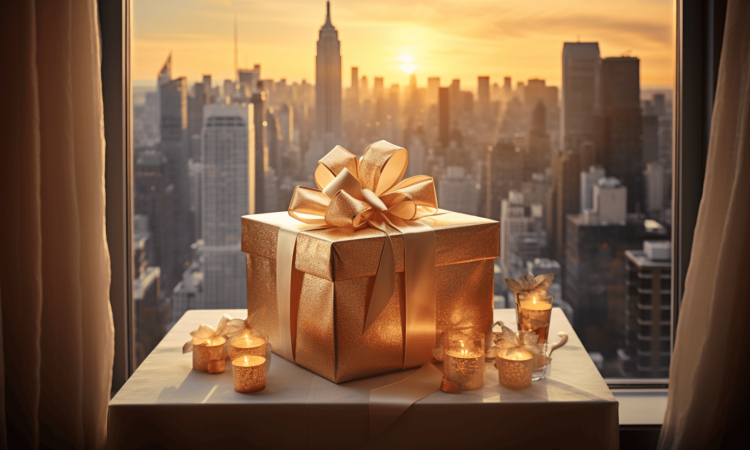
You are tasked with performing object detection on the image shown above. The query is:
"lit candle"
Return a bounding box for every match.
[233,355,266,393]
[517,291,553,344]
[496,348,534,389]
[229,335,266,362]
[192,336,227,373]
[444,331,485,391]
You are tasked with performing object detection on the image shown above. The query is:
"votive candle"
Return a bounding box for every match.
[229,335,266,362]
[233,355,266,393]
[496,348,534,389]
[444,331,485,391]
[192,336,226,373]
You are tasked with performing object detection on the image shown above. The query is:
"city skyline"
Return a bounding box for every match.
[133,0,674,88]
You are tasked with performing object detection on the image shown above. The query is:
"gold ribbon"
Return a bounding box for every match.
[182,314,247,354]
[276,140,440,368]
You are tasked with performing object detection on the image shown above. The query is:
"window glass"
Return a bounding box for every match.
[131,0,674,379]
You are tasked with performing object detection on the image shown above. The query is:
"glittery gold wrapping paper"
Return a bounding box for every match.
[243,211,499,383]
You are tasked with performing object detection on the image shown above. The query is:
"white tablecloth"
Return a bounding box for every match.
[108,308,618,449]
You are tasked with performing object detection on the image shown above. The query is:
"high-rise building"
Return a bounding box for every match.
[438,87,450,148]
[306,1,342,173]
[564,213,657,359]
[350,66,359,103]
[437,166,479,216]
[643,114,659,164]
[644,162,666,217]
[482,140,524,219]
[580,165,606,212]
[620,241,672,378]
[526,102,551,178]
[251,92,268,213]
[503,76,512,100]
[500,193,547,282]
[449,79,461,116]
[478,76,490,118]
[158,75,192,278]
[427,77,440,105]
[525,78,546,111]
[595,56,643,212]
[592,178,627,224]
[133,148,176,297]
[561,42,600,150]
[267,109,282,177]
[550,150,581,268]
[200,103,254,308]
[132,215,167,368]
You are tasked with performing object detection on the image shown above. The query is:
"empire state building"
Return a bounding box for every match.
[306,1,343,173]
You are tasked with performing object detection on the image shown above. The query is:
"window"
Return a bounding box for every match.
[127,0,676,382]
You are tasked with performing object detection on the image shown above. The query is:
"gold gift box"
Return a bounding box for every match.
[242,210,499,383]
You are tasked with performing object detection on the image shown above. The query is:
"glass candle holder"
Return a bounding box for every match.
[516,291,553,344]
[229,334,266,362]
[192,336,227,373]
[444,330,485,391]
[496,348,534,389]
[233,355,266,393]
[516,291,553,380]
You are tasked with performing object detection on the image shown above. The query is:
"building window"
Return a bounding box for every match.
[130,0,674,381]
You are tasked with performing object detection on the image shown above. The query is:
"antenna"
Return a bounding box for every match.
[234,16,238,81]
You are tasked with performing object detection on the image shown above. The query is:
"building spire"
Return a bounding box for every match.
[324,1,332,27]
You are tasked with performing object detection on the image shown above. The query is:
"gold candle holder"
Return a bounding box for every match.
[192,336,227,373]
[496,348,534,389]
[444,331,485,391]
[233,355,266,393]
[228,334,266,362]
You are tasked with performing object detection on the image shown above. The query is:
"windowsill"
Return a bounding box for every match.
[613,388,668,425]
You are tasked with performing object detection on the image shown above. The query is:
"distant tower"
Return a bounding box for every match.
[427,77,440,105]
[350,66,359,103]
[477,76,490,119]
[251,92,267,213]
[200,103,254,308]
[438,87,450,149]
[306,1,342,173]
[561,42,600,150]
[595,56,643,212]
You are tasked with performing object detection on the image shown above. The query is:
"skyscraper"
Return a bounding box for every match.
[427,77,440,105]
[306,1,342,172]
[595,56,643,212]
[200,103,254,308]
[159,75,192,277]
[438,86,450,148]
[525,78,546,111]
[561,42,600,150]
[251,91,267,213]
[350,66,359,104]
[477,76,490,118]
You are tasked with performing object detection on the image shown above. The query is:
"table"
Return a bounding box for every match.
[109,308,618,449]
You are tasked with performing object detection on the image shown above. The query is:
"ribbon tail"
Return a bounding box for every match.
[182,341,193,354]
[368,363,443,440]
[364,219,396,333]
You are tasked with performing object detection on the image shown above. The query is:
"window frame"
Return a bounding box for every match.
[101,0,725,394]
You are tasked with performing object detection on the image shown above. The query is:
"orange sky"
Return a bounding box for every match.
[133,0,674,89]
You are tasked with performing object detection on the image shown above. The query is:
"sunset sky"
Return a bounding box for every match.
[133,0,674,89]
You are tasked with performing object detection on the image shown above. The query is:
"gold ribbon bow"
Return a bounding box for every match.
[288,140,439,334]
[277,140,440,369]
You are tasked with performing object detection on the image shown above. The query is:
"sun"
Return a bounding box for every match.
[398,55,416,74]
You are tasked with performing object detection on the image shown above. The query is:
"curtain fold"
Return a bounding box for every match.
[659,1,750,448]
[0,1,114,449]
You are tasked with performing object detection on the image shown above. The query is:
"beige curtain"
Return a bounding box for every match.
[0,1,114,448]
[659,1,750,448]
